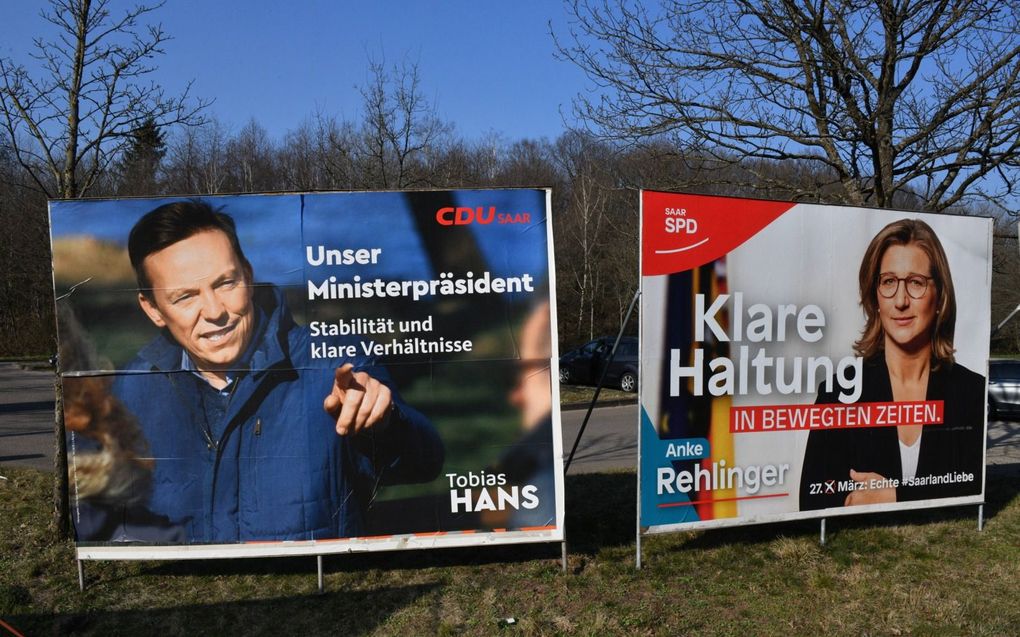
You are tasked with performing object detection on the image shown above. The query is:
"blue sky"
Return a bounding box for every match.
[0,1,591,142]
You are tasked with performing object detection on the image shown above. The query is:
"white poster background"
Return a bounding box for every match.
[641,198,991,531]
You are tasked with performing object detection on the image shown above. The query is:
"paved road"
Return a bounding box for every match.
[1,364,1017,478]
[0,363,55,471]
[561,403,639,473]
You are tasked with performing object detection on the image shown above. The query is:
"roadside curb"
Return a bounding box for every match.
[560,397,637,411]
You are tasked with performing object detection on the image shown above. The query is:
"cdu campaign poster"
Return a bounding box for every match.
[50,189,563,559]
[639,191,991,535]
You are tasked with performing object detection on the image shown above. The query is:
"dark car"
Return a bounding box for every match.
[988,359,1020,419]
[559,336,639,392]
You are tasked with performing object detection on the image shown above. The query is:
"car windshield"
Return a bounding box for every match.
[991,361,1020,379]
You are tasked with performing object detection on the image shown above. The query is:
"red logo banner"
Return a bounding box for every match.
[641,191,794,275]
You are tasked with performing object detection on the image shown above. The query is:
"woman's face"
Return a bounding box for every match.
[877,242,937,354]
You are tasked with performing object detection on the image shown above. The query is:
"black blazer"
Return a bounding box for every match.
[799,356,985,511]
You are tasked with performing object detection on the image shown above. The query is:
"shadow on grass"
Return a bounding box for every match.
[564,471,637,554]
[58,473,631,585]
[652,466,1020,554]
[562,466,1019,556]
[817,463,1020,533]
[6,582,440,636]
[105,466,1018,576]
[113,472,637,578]
[134,540,566,581]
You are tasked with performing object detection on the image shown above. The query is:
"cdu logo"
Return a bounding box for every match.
[436,206,531,226]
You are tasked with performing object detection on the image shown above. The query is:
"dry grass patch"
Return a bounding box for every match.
[52,236,134,286]
[1,466,1018,636]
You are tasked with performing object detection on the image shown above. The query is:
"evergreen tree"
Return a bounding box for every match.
[116,117,166,195]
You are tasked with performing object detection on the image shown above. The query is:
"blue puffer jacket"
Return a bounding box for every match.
[112,285,444,543]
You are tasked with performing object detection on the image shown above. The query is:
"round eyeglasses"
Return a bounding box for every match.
[878,274,932,299]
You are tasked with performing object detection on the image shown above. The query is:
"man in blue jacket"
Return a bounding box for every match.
[105,200,443,543]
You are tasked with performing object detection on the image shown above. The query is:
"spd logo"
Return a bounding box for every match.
[658,207,706,254]
[436,206,531,226]
[641,191,793,276]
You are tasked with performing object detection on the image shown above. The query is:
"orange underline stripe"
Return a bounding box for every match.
[0,617,27,637]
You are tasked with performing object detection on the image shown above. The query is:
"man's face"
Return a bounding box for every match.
[137,230,255,381]
[510,303,552,430]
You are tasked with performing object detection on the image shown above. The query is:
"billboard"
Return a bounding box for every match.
[639,191,991,534]
[51,189,563,559]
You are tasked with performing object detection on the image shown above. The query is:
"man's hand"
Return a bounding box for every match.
[323,363,394,436]
[844,469,897,506]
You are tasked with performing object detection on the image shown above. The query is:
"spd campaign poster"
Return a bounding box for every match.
[50,189,563,559]
[639,191,991,535]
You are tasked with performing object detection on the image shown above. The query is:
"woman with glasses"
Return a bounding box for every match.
[799,218,985,511]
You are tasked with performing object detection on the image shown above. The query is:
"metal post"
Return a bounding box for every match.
[317,555,324,594]
[820,518,827,546]
[560,541,568,572]
[636,531,643,569]
[978,504,984,532]
[991,303,1020,337]
[564,289,641,474]
[77,560,85,592]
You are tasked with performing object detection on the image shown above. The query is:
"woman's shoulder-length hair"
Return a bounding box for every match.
[854,218,956,368]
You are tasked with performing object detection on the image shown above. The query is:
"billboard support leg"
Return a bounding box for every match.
[978,504,984,532]
[560,541,567,572]
[820,518,826,546]
[317,555,324,594]
[636,531,642,569]
[77,559,84,592]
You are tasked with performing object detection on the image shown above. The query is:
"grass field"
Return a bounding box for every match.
[1,465,1017,636]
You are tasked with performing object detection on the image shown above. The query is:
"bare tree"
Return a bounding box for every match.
[554,132,619,341]
[0,0,207,198]
[0,142,51,358]
[225,119,278,193]
[356,56,452,189]
[991,218,1020,352]
[557,0,1020,212]
[163,116,240,195]
[279,119,324,191]
[0,0,206,539]
[495,138,562,188]
[308,112,358,190]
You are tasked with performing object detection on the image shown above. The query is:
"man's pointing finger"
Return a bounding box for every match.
[334,363,355,392]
